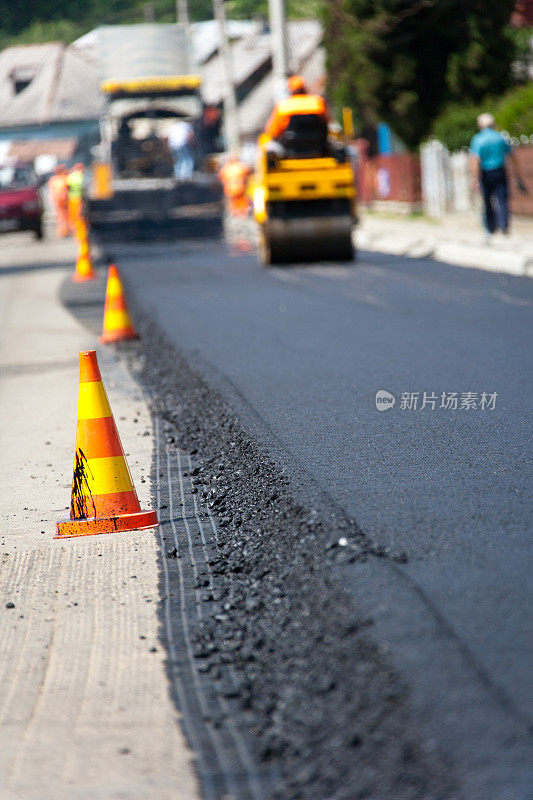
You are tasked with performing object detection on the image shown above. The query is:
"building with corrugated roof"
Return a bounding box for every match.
[0,42,103,168]
[0,19,325,168]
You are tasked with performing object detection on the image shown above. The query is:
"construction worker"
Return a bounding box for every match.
[67,162,85,230]
[264,75,329,152]
[48,164,70,237]
[218,154,252,216]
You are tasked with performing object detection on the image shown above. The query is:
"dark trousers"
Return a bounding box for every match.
[480,166,509,233]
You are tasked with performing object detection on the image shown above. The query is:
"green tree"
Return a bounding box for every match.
[496,82,533,138]
[431,102,485,151]
[0,0,319,51]
[0,0,319,39]
[324,0,517,149]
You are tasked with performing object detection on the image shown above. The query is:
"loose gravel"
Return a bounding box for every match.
[120,306,459,800]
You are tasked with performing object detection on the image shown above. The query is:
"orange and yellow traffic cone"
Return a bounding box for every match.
[100,264,139,343]
[68,195,83,231]
[55,350,158,538]
[72,220,96,282]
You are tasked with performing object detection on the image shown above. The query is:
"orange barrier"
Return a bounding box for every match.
[227,195,250,216]
[72,219,96,282]
[55,202,71,238]
[68,195,82,230]
[92,162,113,200]
[100,265,139,343]
[218,159,251,216]
[55,350,158,538]
[49,170,70,237]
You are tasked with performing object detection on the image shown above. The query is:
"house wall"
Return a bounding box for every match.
[0,119,99,144]
[0,119,100,168]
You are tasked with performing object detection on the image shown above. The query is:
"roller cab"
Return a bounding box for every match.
[252,136,357,265]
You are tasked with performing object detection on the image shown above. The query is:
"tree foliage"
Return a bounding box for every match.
[324,0,517,149]
[430,81,533,151]
[496,82,533,139]
[0,0,321,48]
[431,102,485,151]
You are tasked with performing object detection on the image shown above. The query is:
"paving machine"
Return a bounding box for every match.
[88,24,222,241]
[251,117,357,265]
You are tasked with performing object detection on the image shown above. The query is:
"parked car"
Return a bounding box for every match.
[0,162,43,239]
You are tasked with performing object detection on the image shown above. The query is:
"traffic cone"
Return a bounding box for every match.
[72,220,96,282]
[55,350,158,538]
[100,265,139,343]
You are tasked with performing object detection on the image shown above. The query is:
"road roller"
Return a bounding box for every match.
[251,133,357,265]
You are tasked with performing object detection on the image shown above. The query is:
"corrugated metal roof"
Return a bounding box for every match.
[223,21,325,137]
[0,43,62,127]
[191,20,259,65]
[0,42,103,128]
[201,27,273,106]
[73,21,261,68]
[0,20,324,136]
[237,73,276,137]
[201,20,323,110]
[49,47,103,121]
[237,45,326,138]
[287,19,323,71]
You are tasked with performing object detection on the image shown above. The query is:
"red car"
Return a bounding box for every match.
[0,162,43,239]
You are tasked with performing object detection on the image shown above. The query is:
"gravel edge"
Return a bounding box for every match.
[120,303,459,800]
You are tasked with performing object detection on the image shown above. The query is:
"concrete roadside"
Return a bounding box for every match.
[0,232,200,799]
[356,209,533,276]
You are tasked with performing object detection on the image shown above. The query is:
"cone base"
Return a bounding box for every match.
[99,329,139,343]
[55,509,158,538]
[72,272,96,283]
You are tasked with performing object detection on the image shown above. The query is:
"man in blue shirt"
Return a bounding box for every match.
[469,112,522,235]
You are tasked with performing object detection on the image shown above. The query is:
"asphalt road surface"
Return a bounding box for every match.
[110,235,533,799]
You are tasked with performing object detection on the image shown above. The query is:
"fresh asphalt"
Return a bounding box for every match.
[108,236,533,799]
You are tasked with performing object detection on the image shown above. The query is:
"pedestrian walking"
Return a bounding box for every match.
[167,119,195,180]
[469,113,524,238]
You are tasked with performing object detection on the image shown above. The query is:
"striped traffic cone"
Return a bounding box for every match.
[100,265,139,343]
[72,219,96,282]
[55,350,158,538]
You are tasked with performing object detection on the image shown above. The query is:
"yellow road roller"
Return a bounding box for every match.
[251,133,357,265]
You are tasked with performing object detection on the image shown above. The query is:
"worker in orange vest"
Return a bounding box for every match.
[264,75,329,147]
[48,164,70,237]
[67,162,85,231]
[218,154,252,216]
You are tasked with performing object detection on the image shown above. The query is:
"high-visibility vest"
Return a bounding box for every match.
[67,169,84,198]
[49,173,68,205]
[218,161,250,198]
[265,94,328,140]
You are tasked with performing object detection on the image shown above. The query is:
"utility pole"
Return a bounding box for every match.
[144,2,156,22]
[212,0,240,152]
[268,0,289,100]
[176,0,192,71]
[176,0,190,29]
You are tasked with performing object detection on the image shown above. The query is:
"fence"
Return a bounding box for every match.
[420,140,533,218]
[354,138,533,218]
[354,144,421,208]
